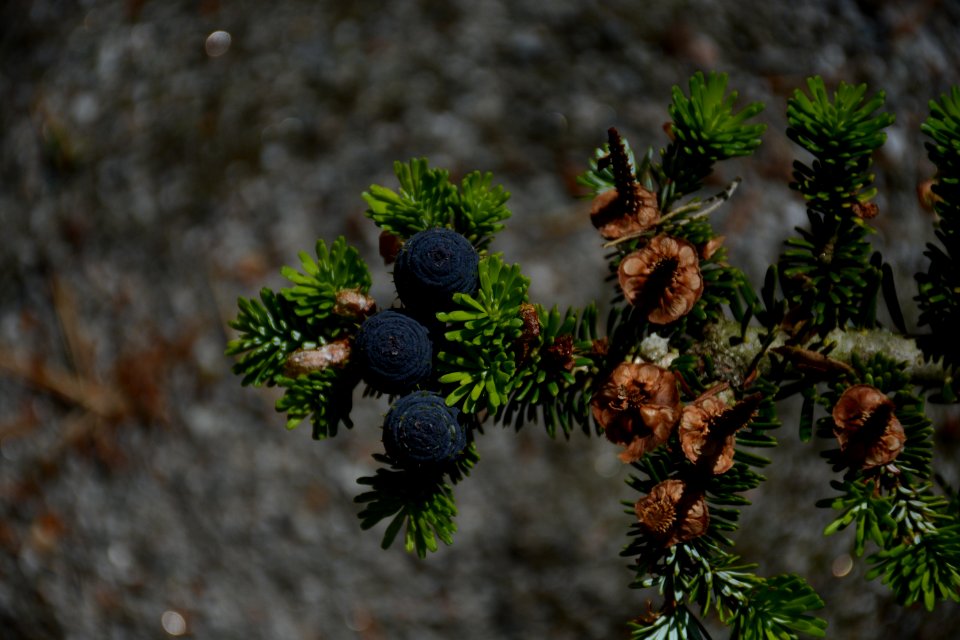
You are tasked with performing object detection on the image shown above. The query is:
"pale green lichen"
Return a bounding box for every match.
[690,321,785,386]
[822,327,944,384]
[637,333,679,368]
[689,320,946,387]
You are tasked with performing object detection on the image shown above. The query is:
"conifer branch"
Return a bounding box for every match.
[226,72,960,635]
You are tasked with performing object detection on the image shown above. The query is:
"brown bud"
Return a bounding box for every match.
[543,334,576,372]
[590,337,609,358]
[590,185,660,241]
[333,289,376,319]
[591,362,681,462]
[634,479,709,546]
[852,201,879,219]
[618,235,704,324]
[917,179,940,213]
[662,121,675,142]
[378,231,403,264]
[832,384,906,469]
[680,391,761,475]
[699,236,725,261]
[515,303,541,365]
[284,339,351,376]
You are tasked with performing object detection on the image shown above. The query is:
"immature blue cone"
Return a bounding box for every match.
[393,227,479,314]
[383,391,466,466]
[355,310,432,394]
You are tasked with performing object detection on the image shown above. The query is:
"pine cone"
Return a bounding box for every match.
[393,227,479,315]
[618,235,703,324]
[634,479,709,547]
[591,362,681,462]
[832,384,906,469]
[590,185,660,240]
[355,310,432,394]
[383,391,466,467]
[679,391,761,475]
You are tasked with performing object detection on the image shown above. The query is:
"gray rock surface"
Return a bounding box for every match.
[2,0,959,638]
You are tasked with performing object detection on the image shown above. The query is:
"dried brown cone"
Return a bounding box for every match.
[590,185,660,240]
[634,479,710,547]
[590,127,661,241]
[618,235,704,324]
[591,362,681,462]
[832,384,906,469]
[680,391,762,475]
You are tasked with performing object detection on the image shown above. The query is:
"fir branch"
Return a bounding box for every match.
[628,603,710,640]
[661,71,766,208]
[867,529,960,611]
[454,170,511,252]
[498,303,600,438]
[923,86,960,184]
[728,574,827,639]
[787,77,892,209]
[436,254,529,345]
[776,210,880,336]
[819,478,893,556]
[778,77,894,338]
[627,537,825,639]
[917,87,960,368]
[279,236,372,326]
[274,369,356,439]
[225,287,316,387]
[226,75,960,639]
[810,356,957,607]
[623,391,779,571]
[866,487,960,610]
[355,453,468,558]
[438,345,518,414]
[436,255,530,414]
[362,158,459,239]
[363,159,512,252]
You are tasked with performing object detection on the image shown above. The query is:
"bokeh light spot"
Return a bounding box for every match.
[832,553,854,578]
[205,31,232,57]
[161,610,187,636]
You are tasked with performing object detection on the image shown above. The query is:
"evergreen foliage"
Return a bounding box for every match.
[498,303,601,437]
[226,287,314,387]
[917,87,960,370]
[274,369,355,438]
[363,158,510,251]
[778,78,894,338]
[280,236,372,326]
[436,254,530,414]
[355,453,460,557]
[227,72,960,637]
[660,71,766,209]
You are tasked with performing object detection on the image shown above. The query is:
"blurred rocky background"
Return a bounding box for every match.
[2,0,960,638]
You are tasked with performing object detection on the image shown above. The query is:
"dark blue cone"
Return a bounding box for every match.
[393,228,479,314]
[355,310,432,394]
[383,391,466,466]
